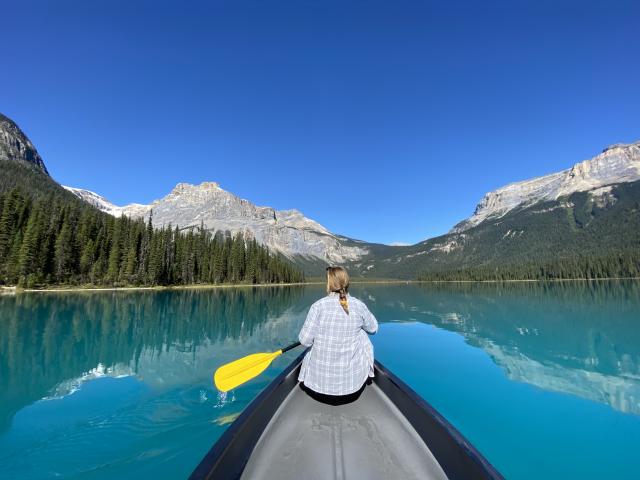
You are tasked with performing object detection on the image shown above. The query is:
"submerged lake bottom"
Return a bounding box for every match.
[1,281,639,479]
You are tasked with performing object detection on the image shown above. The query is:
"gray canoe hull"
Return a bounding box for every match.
[190,352,503,480]
[241,380,448,480]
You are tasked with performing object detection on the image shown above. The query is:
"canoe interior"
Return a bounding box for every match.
[190,352,503,480]
[240,380,448,480]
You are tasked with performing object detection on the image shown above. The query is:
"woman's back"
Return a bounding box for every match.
[298,291,378,396]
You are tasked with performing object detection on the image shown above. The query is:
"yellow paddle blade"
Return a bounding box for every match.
[214,350,283,392]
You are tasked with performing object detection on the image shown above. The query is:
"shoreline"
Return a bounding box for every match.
[2,276,638,294]
[15,280,410,293]
[412,277,640,284]
[14,282,314,293]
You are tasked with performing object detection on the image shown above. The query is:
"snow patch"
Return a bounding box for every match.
[428,235,465,253]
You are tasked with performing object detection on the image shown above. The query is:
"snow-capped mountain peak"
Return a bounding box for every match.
[63,186,121,215]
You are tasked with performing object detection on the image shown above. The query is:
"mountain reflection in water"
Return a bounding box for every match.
[1,282,639,479]
[2,281,638,434]
[355,281,640,415]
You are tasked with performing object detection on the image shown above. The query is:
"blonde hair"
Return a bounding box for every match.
[326,266,350,314]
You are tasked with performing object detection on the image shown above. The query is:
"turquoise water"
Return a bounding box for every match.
[1,282,639,479]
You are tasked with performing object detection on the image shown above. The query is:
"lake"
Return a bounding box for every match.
[1,282,639,479]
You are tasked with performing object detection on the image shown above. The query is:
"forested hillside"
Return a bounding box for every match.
[0,162,303,288]
[417,252,640,281]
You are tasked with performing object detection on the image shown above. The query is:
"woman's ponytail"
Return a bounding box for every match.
[327,267,350,315]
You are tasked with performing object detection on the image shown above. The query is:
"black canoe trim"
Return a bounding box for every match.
[190,352,504,480]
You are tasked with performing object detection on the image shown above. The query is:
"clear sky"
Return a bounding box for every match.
[2,0,639,245]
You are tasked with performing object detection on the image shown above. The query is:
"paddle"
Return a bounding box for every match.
[214,341,302,392]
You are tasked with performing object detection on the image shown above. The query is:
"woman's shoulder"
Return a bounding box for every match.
[347,295,367,308]
[310,294,367,308]
[310,295,333,308]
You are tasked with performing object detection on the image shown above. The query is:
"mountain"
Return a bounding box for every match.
[347,141,640,279]
[0,113,49,175]
[2,110,638,280]
[451,141,640,233]
[64,139,640,279]
[0,113,303,288]
[0,114,80,204]
[64,182,376,267]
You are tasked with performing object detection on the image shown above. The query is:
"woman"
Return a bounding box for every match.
[298,266,378,403]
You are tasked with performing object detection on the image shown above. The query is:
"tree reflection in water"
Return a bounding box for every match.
[0,287,312,432]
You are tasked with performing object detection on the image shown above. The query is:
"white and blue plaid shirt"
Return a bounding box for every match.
[298,293,378,396]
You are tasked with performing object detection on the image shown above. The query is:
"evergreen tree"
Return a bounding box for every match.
[54,218,74,283]
[0,189,22,275]
[107,218,123,284]
[123,226,141,284]
[17,200,44,285]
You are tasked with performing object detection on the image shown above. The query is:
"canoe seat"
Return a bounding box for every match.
[240,382,449,480]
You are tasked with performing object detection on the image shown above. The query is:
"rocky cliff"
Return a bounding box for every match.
[0,113,49,175]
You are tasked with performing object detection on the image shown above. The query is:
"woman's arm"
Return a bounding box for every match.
[298,303,320,347]
[362,303,378,334]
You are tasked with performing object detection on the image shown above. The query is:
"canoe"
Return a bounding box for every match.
[190,351,503,480]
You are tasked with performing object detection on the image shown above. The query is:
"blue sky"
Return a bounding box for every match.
[2,0,639,245]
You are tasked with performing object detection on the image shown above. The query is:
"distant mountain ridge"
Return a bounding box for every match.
[452,141,640,233]
[64,138,640,270]
[350,179,640,279]
[337,140,640,278]
[64,182,372,265]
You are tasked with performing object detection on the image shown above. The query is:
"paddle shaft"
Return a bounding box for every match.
[281,341,301,353]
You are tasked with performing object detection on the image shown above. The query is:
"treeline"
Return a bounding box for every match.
[417,251,640,281]
[0,187,304,288]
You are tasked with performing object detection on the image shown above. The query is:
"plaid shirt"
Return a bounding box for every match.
[298,293,378,396]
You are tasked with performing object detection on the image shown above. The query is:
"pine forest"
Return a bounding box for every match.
[0,186,304,288]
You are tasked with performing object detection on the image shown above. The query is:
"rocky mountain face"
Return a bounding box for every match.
[0,113,49,175]
[451,141,640,233]
[64,182,370,264]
